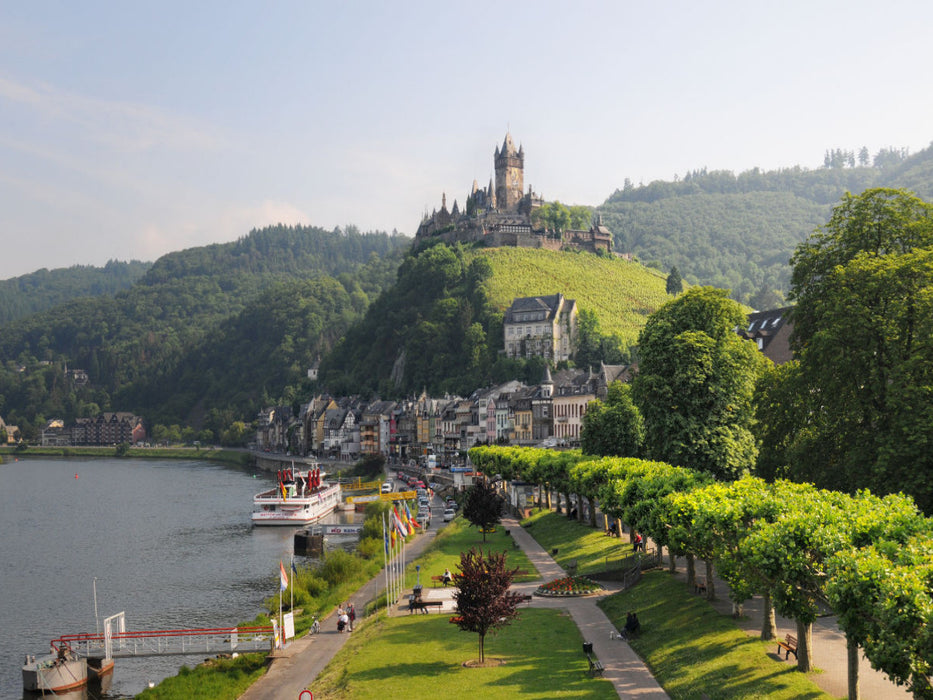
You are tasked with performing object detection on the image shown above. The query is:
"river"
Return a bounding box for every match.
[0,456,355,699]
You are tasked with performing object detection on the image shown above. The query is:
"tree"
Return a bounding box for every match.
[462,476,505,542]
[787,188,933,511]
[452,547,523,664]
[666,266,683,295]
[580,381,644,458]
[632,287,769,480]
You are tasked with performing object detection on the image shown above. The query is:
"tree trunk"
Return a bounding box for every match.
[761,591,776,640]
[564,492,573,518]
[704,559,716,601]
[616,517,623,539]
[796,619,813,672]
[588,497,597,528]
[546,487,552,510]
[847,634,860,700]
[668,550,677,574]
[479,632,485,663]
[686,554,696,587]
[576,493,585,522]
[732,601,744,618]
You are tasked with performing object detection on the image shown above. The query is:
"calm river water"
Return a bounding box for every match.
[0,456,351,699]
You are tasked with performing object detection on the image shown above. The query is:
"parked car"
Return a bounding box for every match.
[443,508,456,522]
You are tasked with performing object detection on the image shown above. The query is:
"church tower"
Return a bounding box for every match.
[494,132,524,212]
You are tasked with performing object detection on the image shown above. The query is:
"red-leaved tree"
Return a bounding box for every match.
[453,547,523,663]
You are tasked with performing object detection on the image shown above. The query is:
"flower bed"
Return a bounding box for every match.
[535,575,603,597]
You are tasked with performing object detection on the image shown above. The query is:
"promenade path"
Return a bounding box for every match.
[239,505,667,699]
[663,552,909,699]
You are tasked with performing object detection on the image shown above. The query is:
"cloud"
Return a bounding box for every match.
[0,73,228,153]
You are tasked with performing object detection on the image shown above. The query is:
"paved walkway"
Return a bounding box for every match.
[239,498,668,699]
[664,552,908,699]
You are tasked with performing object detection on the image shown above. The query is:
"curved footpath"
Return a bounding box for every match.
[238,504,910,700]
[239,507,667,699]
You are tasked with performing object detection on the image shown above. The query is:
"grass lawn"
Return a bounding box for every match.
[403,517,540,589]
[521,509,640,575]
[309,608,617,699]
[600,571,832,699]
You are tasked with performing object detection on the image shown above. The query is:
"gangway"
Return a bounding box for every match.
[51,613,275,659]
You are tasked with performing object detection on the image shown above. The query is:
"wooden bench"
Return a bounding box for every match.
[776,634,798,659]
[586,653,605,677]
[513,569,530,577]
[449,616,462,624]
[408,598,444,614]
[431,575,453,587]
[694,576,707,594]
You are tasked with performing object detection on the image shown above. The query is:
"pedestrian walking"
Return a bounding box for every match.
[348,603,356,632]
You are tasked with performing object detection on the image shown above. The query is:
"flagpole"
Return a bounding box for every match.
[382,514,390,615]
[290,553,294,613]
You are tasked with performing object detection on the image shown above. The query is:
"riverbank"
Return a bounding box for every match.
[0,444,251,466]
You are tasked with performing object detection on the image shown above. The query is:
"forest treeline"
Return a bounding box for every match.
[0,225,410,437]
[597,142,933,305]
[0,260,151,324]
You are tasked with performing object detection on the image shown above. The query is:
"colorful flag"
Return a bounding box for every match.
[279,561,288,591]
[384,529,389,556]
[280,483,287,501]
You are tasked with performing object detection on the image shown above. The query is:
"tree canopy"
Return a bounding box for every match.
[632,287,768,480]
[780,188,933,512]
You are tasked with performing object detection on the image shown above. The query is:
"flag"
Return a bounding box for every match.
[405,501,420,528]
[291,559,298,575]
[391,528,397,548]
[384,529,390,557]
[279,561,288,591]
[393,509,408,537]
[280,483,287,501]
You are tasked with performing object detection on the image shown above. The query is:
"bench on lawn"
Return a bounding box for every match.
[776,634,798,659]
[408,598,444,614]
[694,576,707,595]
[449,616,462,624]
[517,594,533,604]
[431,574,453,587]
[513,569,530,577]
[586,654,605,677]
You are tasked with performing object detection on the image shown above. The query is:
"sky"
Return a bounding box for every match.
[2,1,932,280]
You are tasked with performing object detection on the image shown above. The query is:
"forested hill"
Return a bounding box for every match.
[596,142,933,306]
[320,244,670,398]
[0,260,151,324]
[0,225,410,437]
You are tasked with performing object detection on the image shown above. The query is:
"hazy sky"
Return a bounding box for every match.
[2,1,931,280]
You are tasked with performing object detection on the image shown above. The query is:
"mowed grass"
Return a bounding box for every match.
[522,509,637,575]
[600,572,832,700]
[403,516,540,587]
[521,509,833,699]
[309,608,616,700]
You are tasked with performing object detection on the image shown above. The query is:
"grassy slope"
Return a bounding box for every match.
[475,247,672,346]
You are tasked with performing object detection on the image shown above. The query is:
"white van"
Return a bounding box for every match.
[381,481,392,493]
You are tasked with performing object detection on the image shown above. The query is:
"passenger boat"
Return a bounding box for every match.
[22,646,87,693]
[251,464,342,526]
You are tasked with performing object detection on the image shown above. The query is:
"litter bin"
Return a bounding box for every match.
[582,641,593,655]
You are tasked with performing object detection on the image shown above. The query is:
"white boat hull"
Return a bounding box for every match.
[23,653,87,692]
[252,482,342,526]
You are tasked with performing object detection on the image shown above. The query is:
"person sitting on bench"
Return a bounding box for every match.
[606,521,618,536]
[442,568,453,586]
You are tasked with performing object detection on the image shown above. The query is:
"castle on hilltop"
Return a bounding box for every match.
[415,133,613,255]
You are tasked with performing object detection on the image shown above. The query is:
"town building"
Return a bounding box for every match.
[740,307,793,365]
[503,293,578,362]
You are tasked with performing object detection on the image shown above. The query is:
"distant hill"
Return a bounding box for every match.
[320,243,671,398]
[0,260,151,324]
[0,225,410,437]
[596,142,933,305]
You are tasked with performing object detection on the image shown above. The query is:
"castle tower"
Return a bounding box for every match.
[494,132,524,212]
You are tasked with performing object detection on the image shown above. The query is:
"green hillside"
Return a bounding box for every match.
[595,142,933,305]
[0,225,409,439]
[478,247,670,346]
[321,244,672,398]
[0,260,151,324]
